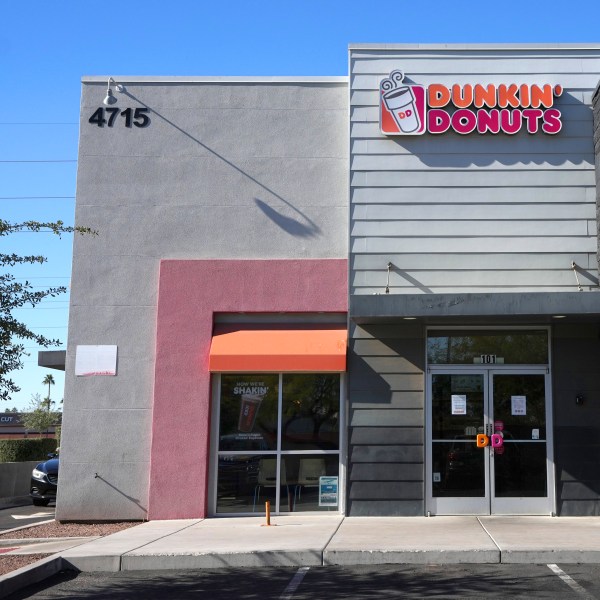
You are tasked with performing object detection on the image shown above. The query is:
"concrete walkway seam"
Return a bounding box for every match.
[119,520,206,570]
[476,516,502,562]
[121,520,205,559]
[320,516,346,566]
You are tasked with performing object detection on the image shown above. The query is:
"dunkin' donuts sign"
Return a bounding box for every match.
[380,70,563,136]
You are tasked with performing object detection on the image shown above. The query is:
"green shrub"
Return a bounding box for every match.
[0,438,58,462]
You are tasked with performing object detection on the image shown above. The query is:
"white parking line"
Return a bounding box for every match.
[11,512,53,520]
[548,564,597,599]
[280,566,310,599]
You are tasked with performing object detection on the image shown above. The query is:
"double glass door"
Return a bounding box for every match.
[427,369,554,515]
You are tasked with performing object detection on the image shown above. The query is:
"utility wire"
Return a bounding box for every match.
[12,305,69,312]
[0,160,77,163]
[14,300,69,303]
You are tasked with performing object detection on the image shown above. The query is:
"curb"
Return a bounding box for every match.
[0,554,64,598]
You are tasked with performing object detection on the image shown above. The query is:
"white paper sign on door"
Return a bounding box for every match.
[451,394,467,415]
[511,395,527,416]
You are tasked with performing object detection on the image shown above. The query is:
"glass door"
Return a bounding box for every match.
[428,371,489,515]
[490,372,552,514]
[427,369,553,515]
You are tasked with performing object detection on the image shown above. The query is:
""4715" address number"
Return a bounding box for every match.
[88,107,150,128]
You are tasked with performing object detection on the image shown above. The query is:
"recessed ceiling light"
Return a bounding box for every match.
[403,317,417,320]
[552,315,566,319]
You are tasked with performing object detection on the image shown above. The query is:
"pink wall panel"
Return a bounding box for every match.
[148,259,348,519]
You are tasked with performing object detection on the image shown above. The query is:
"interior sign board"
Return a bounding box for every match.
[451,376,482,393]
[511,395,527,416]
[319,476,338,507]
[451,394,467,415]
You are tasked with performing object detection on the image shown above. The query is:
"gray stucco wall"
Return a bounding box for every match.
[58,79,348,520]
[0,461,40,501]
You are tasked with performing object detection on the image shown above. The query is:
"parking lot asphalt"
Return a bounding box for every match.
[4,515,600,598]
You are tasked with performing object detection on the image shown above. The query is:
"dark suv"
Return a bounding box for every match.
[30,455,59,506]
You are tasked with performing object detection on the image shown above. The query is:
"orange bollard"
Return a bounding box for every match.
[261,500,276,526]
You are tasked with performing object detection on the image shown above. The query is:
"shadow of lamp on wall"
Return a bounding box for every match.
[94,472,146,513]
[374,262,434,295]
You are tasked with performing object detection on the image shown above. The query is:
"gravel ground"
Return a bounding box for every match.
[0,520,139,577]
[0,520,138,540]
[0,554,52,576]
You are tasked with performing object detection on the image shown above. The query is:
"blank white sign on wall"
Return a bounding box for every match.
[75,345,118,376]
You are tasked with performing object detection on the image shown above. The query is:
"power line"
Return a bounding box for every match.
[14,300,69,304]
[15,307,69,311]
[25,342,66,352]
[0,160,77,163]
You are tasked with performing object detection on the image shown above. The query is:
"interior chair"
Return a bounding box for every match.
[294,457,326,504]
[253,458,288,511]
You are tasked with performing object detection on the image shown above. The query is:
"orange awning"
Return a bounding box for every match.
[209,326,347,372]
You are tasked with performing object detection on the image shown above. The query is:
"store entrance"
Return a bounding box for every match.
[426,368,554,515]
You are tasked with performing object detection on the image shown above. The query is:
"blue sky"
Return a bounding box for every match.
[1,0,599,410]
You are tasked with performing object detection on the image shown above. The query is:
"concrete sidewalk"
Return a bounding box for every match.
[10,515,600,571]
[4,515,600,597]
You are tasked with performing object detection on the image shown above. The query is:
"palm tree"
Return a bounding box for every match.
[42,374,55,406]
[42,373,55,420]
[42,375,56,437]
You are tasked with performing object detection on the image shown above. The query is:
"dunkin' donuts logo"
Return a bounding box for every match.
[380,70,563,136]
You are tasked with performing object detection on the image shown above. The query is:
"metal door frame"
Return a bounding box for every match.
[426,365,555,516]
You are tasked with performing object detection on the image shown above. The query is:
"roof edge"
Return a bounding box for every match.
[82,75,348,84]
[348,43,600,50]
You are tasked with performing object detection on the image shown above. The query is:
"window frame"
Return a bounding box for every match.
[209,371,346,516]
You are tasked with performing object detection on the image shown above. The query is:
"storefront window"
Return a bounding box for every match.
[281,374,339,451]
[215,373,342,514]
[219,374,279,451]
[278,454,340,513]
[427,330,548,365]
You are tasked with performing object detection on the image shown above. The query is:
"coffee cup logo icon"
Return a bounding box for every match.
[381,70,424,135]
